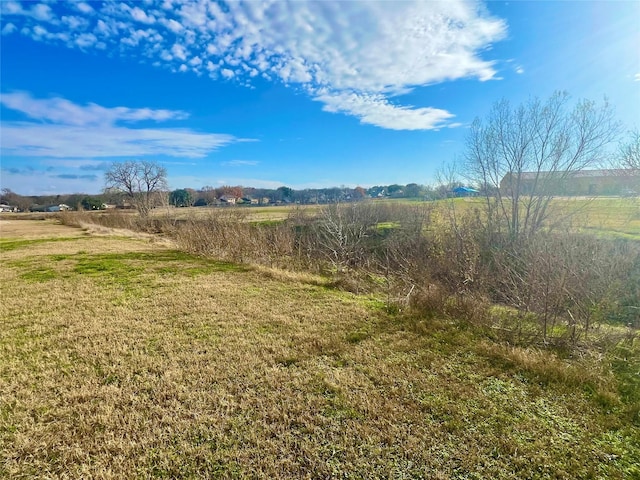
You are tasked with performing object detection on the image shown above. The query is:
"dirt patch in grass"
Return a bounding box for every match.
[0,218,86,239]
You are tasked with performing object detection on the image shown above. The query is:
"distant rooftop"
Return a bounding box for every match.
[516,169,631,180]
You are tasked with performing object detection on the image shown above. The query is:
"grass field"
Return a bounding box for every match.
[437,197,640,240]
[1,218,639,478]
[147,196,640,238]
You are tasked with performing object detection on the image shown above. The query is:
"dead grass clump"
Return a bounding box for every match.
[476,342,619,403]
[252,264,330,288]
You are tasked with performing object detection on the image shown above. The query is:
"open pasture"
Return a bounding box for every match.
[151,197,640,238]
[1,219,639,478]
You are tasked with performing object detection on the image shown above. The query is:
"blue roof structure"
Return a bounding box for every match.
[452,187,480,194]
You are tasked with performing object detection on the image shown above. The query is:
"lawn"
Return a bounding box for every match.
[1,219,638,478]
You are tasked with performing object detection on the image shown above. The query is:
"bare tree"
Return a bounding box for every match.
[619,129,640,172]
[104,160,168,217]
[0,188,31,212]
[464,91,620,241]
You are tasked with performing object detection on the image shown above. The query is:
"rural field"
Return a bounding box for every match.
[1,204,639,478]
[144,197,640,238]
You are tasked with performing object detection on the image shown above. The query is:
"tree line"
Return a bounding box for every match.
[1,181,466,214]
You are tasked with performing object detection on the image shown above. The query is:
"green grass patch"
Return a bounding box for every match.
[0,237,81,251]
[19,267,58,282]
[248,219,285,227]
[345,329,371,344]
[7,249,246,289]
[64,250,246,279]
[609,343,640,425]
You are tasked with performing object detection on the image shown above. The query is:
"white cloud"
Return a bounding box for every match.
[1,2,56,23]
[76,3,94,15]
[1,2,23,16]
[163,18,183,33]
[171,42,187,60]
[32,25,48,37]
[1,123,234,158]
[0,0,507,130]
[316,92,456,130]
[75,32,97,48]
[40,159,110,170]
[634,73,640,82]
[31,3,54,22]
[1,23,16,35]
[62,15,89,30]
[0,92,238,159]
[130,6,155,24]
[0,91,190,126]
[221,160,259,166]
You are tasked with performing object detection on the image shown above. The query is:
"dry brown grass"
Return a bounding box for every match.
[1,220,638,478]
[149,204,323,223]
[0,218,86,239]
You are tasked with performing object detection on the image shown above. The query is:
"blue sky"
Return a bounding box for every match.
[1,0,638,195]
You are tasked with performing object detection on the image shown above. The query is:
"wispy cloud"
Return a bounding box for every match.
[52,173,99,181]
[221,160,259,167]
[0,1,507,130]
[169,175,285,191]
[0,92,237,158]
[39,159,111,171]
[0,166,105,196]
[635,73,640,82]
[1,91,188,126]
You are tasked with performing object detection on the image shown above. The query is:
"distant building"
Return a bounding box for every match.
[30,204,72,212]
[47,204,72,212]
[219,195,236,205]
[0,204,18,212]
[452,186,480,197]
[500,169,638,196]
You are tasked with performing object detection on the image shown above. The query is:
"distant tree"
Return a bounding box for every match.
[367,186,385,197]
[404,183,423,198]
[277,186,293,201]
[169,189,192,207]
[63,194,84,210]
[200,186,218,205]
[325,187,342,203]
[0,188,30,211]
[185,188,198,202]
[81,196,103,210]
[104,160,168,217]
[353,186,367,200]
[102,186,124,205]
[218,185,243,199]
[387,184,404,196]
[464,91,620,241]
